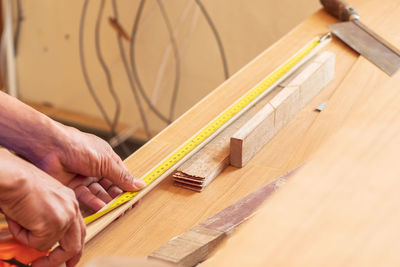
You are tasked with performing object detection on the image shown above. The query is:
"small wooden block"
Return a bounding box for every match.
[172,91,278,191]
[295,53,336,107]
[230,51,335,168]
[270,86,301,131]
[148,225,225,267]
[230,104,275,168]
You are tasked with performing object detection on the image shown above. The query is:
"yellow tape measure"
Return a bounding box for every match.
[84,34,330,225]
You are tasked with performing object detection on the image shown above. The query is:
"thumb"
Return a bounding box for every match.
[100,158,146,192]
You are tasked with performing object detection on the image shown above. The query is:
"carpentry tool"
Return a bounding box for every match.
[83,34,331,229]
[149,168,298,267]
[320,0,400,76]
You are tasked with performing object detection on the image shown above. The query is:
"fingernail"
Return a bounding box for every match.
[134,179,146,189]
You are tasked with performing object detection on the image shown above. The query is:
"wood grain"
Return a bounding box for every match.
[203,55,400,266]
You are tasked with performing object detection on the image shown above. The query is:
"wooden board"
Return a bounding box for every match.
[230,52,335,167]
[203,55,400,266]
[80,0,396,263]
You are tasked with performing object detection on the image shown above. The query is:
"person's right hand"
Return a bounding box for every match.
[0,149,85,267]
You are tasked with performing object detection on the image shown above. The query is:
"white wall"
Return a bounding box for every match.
[16,0,319,135]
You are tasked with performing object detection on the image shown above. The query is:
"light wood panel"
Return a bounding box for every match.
[203,55,400,266]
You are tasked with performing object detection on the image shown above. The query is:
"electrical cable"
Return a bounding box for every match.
[156,0,181,121]
[95,0,122,137]
[95,0,132,156]
[79,0,117,137]
[129,0,172,124]
[111,0,152,140]
[14,0,23,56]
[195,0,229,80]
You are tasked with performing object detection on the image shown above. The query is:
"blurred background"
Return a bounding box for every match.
[1,0,319,158]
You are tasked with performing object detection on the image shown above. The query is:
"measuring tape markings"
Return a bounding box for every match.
[84,35,328,225]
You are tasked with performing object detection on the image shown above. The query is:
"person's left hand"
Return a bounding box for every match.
[29,125,146,212]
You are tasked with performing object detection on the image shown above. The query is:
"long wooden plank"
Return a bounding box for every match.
[230,52,335,167]
[203,55,400,266]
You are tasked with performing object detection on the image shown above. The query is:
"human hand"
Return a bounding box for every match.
[0,149,85,267]
[31,125,146,211]
[0,93,144,212]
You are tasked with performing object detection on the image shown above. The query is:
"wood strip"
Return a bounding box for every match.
[230,51,335,168]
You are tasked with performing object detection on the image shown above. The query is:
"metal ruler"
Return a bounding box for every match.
[84,33,331,225]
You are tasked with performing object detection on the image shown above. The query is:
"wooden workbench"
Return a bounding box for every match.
[80,0,398,264]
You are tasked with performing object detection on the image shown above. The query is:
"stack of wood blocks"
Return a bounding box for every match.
[173,51,335,191]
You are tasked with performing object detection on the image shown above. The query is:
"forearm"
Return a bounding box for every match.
[0,91,65,163]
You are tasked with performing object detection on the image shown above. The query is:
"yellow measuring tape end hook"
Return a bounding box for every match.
[84,33,331,225]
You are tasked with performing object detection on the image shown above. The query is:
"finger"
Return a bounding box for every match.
[66,216,85,267]
[74,185,105,212]
[107,185,123,198]
[68,176,98,189]
[88,183,113,203]
[98,178,113,191]
[6,217,29,244]
[117,200,141,219]
[99,178,123,198]
[32,246,74,267]
[100,157,145,192]
[32,216,83,267]
[6,217,57,252]
[66,252,82,267]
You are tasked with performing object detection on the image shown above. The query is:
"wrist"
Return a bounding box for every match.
[4,113,68,168]
[0,92,67,164]
[0,150,29,205]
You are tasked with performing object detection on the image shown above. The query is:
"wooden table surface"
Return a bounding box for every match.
[80,0,398,264]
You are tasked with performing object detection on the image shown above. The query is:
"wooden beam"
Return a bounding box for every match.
[230,51,335,168]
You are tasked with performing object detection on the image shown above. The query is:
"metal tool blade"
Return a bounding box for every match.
[329,21,400,76]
